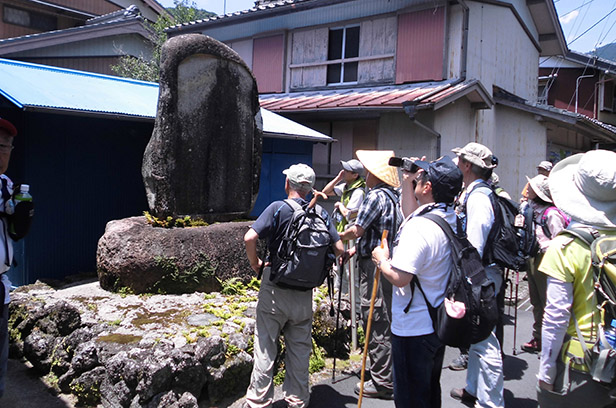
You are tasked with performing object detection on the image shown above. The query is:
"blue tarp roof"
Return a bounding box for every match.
[0,58,332,142]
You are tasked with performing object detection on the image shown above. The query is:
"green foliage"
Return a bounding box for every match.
[309,339,326,374]
[273,369,285,385]
[144,211,209,228]
[149,253,217,294]
[247,277,261,291]
[118,286,134,298]
[111,1,212,82]
[226,343,240,359]
[219,277,247,296]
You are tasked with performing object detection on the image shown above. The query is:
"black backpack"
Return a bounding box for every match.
[461,182,537,271]
[271,199,335,291]
[409,213,499,348]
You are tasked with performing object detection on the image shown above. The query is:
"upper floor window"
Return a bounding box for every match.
[3,6,57,31]
[327,25,360,85]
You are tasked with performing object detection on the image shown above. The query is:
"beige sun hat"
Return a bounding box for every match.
[549,150,616,228]
[526,174,552,203]
[356,150,400,188]
[452,142,496,169]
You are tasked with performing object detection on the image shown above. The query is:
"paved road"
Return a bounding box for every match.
[304,292,540,408]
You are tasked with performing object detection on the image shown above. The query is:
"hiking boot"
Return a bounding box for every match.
[522,337,541,353]
[449,352,469,371]
[450,388,477,404]
[354,380,393,400]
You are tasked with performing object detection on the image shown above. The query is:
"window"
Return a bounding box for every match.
[3,6,57,31]
[327,26,359,84]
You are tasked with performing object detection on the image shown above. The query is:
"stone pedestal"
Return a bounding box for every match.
[97,217,258,294]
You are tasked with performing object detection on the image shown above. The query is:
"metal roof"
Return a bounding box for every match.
[259,79,494,113]
[0,58,332,141]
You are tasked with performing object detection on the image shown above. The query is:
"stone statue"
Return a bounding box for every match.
[142,33,262,222]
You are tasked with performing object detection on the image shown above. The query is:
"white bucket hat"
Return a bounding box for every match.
[549,150,616,228]
[526,174,552,203]
[356,150,400,188]
[452,142,496,169]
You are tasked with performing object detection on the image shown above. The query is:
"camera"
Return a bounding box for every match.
[389,156,419,173]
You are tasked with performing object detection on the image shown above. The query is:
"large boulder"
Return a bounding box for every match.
[97,216,256,294]
[142,33,262,222]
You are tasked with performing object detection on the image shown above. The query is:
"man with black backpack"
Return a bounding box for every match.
[371,155,463,407]
[450,142,504,408]
[537,150,616,408]
[339,150,402,400]
[243,163,344,408]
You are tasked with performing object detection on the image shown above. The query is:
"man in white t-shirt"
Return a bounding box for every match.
[371,155,463,407]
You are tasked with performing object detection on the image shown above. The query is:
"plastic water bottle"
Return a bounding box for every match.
[14,184,32,204]
[604,319,616,349]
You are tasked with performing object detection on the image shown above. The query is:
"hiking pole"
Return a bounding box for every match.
[332,256,345,381]
[358,230,388,408]
[512,270,520,355]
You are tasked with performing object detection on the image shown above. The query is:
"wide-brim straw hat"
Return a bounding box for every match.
[549,150,616,228]
[526,174,552,203]
[356,150,400,188]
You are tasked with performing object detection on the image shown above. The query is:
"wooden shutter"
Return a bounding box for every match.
[253,34,284,93]
[395,7,445,84]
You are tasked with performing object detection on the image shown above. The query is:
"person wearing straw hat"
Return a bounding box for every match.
[243,164,344,408]
[521,175,569,354]
[371,155,463,407]
[450,142,504,408]
[0,117,17,399]
[339,150,402,400]
[537,150,616,407]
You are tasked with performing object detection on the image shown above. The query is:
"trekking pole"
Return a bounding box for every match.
[512,270,520,355]
[358,230,388,408]
[332,256,345,381]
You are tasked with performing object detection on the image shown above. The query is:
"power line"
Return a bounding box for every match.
[560,0,595,19]
[570,6,616,45]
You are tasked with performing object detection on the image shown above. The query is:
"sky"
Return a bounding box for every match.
[157,1,615,55]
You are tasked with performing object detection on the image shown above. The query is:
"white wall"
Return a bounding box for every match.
[466,1,539,101]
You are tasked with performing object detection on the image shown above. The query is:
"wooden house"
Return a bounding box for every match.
[165,0,616,196]
[0,0,169,75]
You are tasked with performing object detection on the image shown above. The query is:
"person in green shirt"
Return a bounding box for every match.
[537,149,616,408]
[321,159,366,233]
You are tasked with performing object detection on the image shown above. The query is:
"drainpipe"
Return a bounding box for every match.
[594,74,614,119]
[457,0,469,81]
[575,74,594,113]
[402,101,442,157]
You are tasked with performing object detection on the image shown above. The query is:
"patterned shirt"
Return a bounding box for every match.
[355,183,401,258]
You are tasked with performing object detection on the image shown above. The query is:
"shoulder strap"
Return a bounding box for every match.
[404,212,455,314]
[559,227,599,247]
[284,198,302,211]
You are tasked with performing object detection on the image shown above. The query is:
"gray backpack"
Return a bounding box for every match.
[271,199,335,290]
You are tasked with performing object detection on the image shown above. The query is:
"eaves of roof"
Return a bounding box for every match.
[24,0,97,19]
[0,58,332,142]
[0,17,152,56]
[259,79,494,114]
[526,0,567,56]
[565,50,616,76]
[495,95,616,144]
[165,0,351,33]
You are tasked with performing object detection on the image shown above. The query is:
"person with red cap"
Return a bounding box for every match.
[0,117,17,399]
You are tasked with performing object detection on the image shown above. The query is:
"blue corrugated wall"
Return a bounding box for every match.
[0,109,315,286]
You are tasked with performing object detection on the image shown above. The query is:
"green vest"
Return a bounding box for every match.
[336,177,366,232]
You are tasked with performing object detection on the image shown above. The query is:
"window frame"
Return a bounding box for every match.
[3,5,57,31]
[326,24,360,86]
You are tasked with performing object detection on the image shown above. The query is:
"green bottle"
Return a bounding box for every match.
[14,184,32,204]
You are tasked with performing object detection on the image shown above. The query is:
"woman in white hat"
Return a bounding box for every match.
[522,174,569,354]
[537,149,616,408]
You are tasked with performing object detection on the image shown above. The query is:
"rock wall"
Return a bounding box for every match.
[8,281,351,407]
